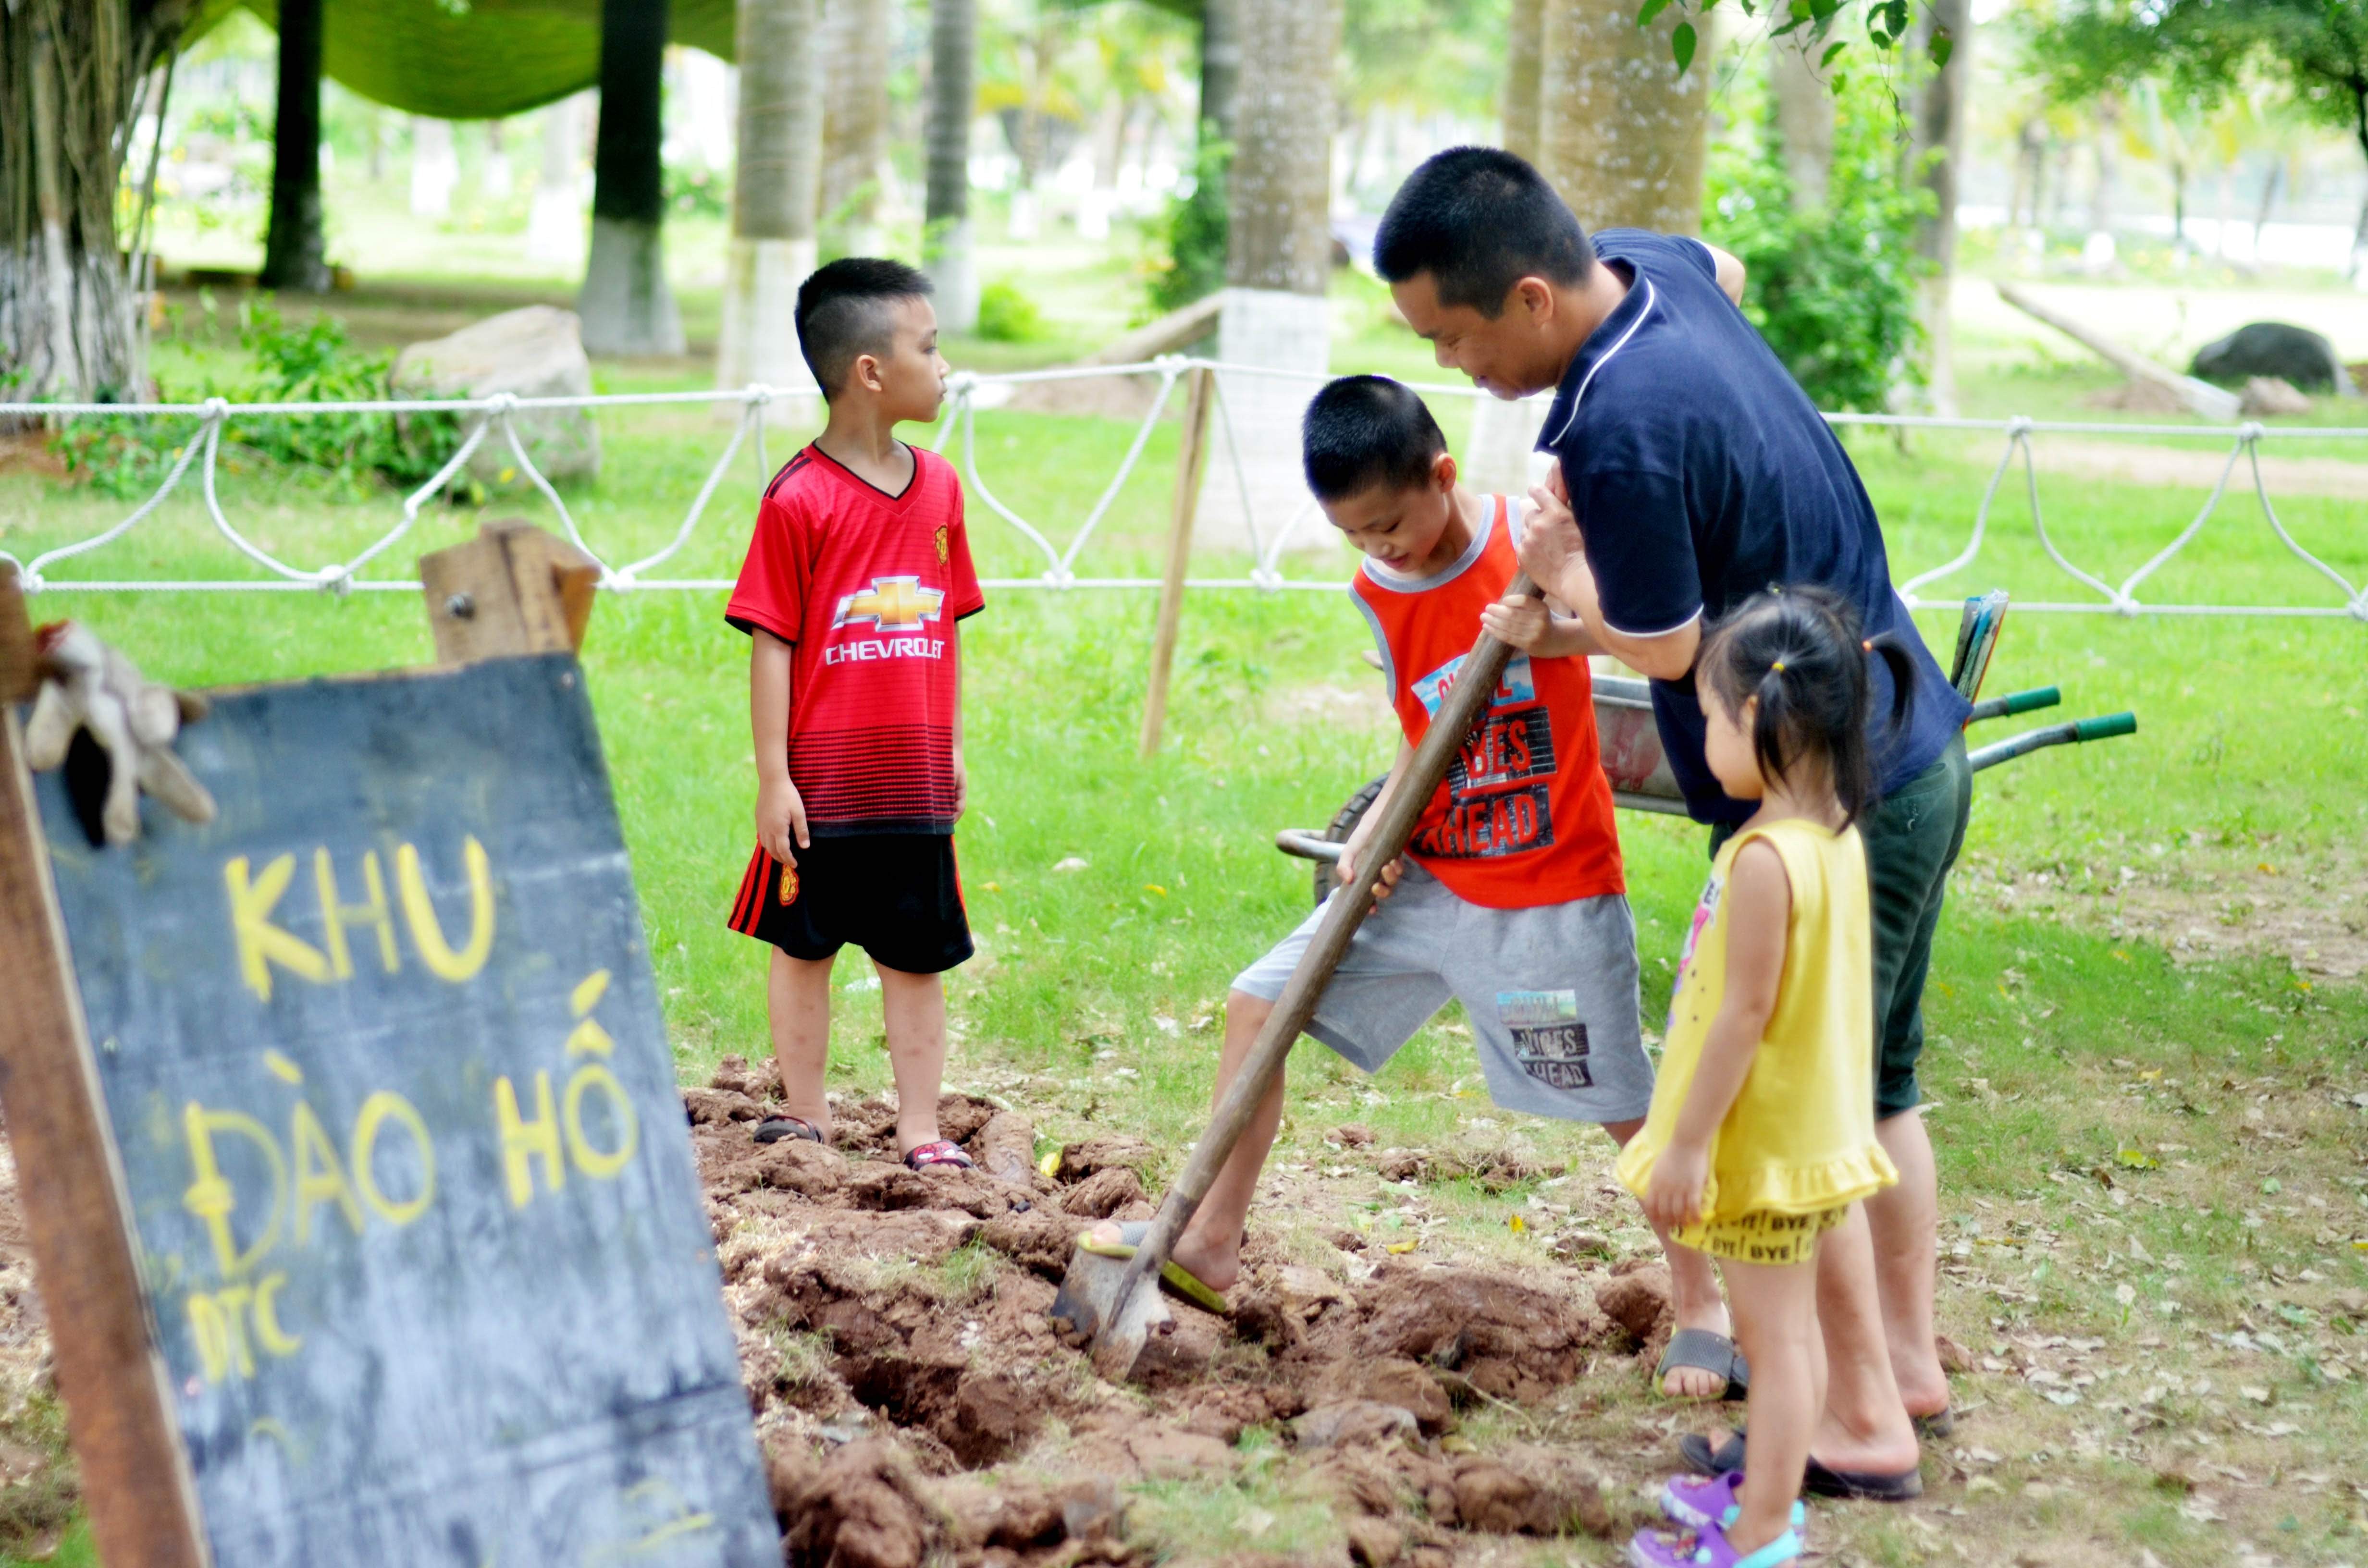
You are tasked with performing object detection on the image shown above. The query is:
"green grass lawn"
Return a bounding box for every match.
[4,295,2367,1564]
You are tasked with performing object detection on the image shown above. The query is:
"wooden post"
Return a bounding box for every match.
[0,564,211,1568]
[420,518,602,664]
[1138,366,1216,758]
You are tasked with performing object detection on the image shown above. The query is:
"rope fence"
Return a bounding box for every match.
[2,358,2362,623]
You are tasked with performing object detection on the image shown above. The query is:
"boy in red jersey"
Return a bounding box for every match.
[725,258,984,1172]
[1085,377,1736,1398]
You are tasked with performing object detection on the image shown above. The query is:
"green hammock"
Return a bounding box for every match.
[227,0,739,119]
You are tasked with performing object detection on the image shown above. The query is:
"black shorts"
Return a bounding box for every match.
[727,833,974,974]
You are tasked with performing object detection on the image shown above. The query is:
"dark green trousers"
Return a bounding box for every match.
[1709,732,1971,1121]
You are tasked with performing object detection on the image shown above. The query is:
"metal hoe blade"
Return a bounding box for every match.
[1048,1244,1172,1379]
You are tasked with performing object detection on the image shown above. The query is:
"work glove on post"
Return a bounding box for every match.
[23,622,216,845]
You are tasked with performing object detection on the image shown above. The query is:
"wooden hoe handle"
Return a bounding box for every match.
[1107,573,1539,1319]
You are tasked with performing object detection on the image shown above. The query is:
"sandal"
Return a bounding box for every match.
[904,1139,976,1172]
[1657,1327,1751,1402]
[1679,1431,1922,1504]
[1628,1516,1801,1568]
[754,1115,823,1145]
[1076,1220,1229,1315]
[1660,1471,1803,1534]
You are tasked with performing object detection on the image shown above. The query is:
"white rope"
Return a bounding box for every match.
[6,360,2362,621]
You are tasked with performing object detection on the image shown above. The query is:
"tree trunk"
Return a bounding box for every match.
[411,117,456,219]
[1200,0,1341,555]
[581,0,684,357]
[1770,42,1834,215]
[925,0,978,331]
[1907,0,1970,412]
[1501,0,1544,163]
[1537,0,1711,234]
[1,1,182,403]
[1464,0,1554,501]
[1199,0,1241,146]
[528,95,588,265]
[820,0,892,250]
[261,0,331,291]
[720,0,821,400]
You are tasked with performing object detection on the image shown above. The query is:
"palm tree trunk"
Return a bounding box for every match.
[1,0,180,402]
[820,0,892,252]
[1907,0,1970,412]
[1200,0,1341,554]
[260,0,331,292]
[1198,0,1241,147]
[924,0,978,331]
[1771,42,1834,215]
[580,0,684,356]
[1501,0,1544,163]
[720,0,821,399]
[1464,0,1554,498]
[1536,0,1710,234]
[528,95,588,265]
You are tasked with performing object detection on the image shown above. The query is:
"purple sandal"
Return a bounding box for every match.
[1628,1515,1801,1568]
[904,1139,975,1172]
[1660,1471,1805,1535]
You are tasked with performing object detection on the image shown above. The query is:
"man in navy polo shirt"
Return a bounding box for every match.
[1376,146,1971,1494]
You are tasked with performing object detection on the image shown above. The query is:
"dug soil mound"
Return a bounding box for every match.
[696,1059,1650,1566]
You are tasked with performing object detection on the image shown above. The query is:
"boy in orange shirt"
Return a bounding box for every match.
[1088,376,1734,1396]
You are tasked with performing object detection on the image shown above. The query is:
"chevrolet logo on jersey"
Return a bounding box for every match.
[833,575,945,631]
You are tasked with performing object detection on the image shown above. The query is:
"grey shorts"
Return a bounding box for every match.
[1231,863,1652,1124]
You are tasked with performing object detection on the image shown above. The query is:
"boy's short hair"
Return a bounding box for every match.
[1372,147,1594,318]
[1302,376,1448,501]
[796,257,934,398]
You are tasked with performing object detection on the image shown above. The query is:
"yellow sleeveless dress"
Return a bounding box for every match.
[1616,818,1899,1262]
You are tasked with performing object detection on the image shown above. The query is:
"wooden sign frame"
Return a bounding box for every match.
[0,522,612,1567]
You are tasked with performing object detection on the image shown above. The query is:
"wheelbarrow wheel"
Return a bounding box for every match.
[1314,775,1391,906]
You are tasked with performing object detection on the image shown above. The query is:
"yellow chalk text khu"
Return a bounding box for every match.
[179,838,640,1386]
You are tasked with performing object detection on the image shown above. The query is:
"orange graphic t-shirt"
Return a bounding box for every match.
[1349,494,1625,910]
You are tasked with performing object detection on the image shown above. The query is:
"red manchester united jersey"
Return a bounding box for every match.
[727,442,985,836]
[1350,494,1624,909]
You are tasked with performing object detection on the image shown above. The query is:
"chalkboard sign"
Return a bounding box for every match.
[30,653,775,1567]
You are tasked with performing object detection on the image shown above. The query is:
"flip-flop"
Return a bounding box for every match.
[1076,1220,1229,1315]
[904,1139,976,1172]
[1678,1432,1922,1503]
[1912,1408,1954,1441]
[1656,1327,1751,1402]
[754,1115,823,1145]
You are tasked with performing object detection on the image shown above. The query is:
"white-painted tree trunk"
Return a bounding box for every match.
[1196,0,1343,559]
[580,216,685,356]
[528,96,587,266]
[1461,394,1553,498]
[1202,287,1333,555]
[720,0,820,412]
[410,116,457,219]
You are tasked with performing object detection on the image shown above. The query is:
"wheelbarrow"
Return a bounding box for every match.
[1275,590,2137,898]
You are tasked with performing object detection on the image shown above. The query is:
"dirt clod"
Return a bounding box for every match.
[1057,1136,1155,1182]
[1345,1517,1406,1568]
[1594,1262,1673,1348]
[683,1085,765,1125]
[1293,1400,1418,1451]
[1353,1264,1610,1402]
[783,1440,932,1568]
[1057,1166,1147,1218]
[971,1110,1040,1186]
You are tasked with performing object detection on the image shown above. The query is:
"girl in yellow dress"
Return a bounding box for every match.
[1620,588,1918,1568]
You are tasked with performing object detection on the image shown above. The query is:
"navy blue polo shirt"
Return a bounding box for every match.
[1535,228,1970,825]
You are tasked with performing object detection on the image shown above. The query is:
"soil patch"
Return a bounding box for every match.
[696,1058,1638,1564]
